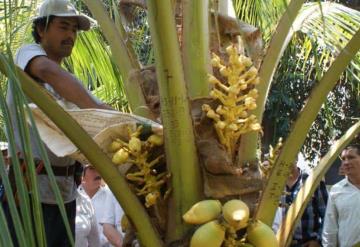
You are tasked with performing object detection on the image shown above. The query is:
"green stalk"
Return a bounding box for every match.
[238,0,306,164]
[0,151,25,247]
[0,201,14,247]
[182,0,211,98]
[277,120,360,247]
[0,63,163,247]
[0,54,41,246]
[82,0,151,118]
[255,29,360,225]
[147,1,203,243]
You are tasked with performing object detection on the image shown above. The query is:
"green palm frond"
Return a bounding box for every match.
[297,3,360,79]
[232,0,289,41]
[263,2,360,159]
[0,0,36,53]
[66,29,130,112]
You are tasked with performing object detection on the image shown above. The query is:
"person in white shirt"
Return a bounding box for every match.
[322,144,360,247]
[79,165,123,247]
[75,192,100,247]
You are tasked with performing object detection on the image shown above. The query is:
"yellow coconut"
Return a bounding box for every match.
[247,220,278,247]
[190,220,225,247]
[222,199,250,230]
[183,200,222,225]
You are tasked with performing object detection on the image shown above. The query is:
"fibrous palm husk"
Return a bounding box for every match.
[128,65,160,121]
[191,97,263,213]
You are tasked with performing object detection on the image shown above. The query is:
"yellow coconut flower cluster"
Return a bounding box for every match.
[109,126,170,207]
[202,45,261,156]
[183,199,278,247]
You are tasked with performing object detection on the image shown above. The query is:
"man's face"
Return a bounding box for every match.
[82,167,102,190]
[38,17,79,60]
[340,147,360,177]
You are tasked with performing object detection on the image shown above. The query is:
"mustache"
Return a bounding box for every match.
[61,39,74,46]
[94,176,102,181]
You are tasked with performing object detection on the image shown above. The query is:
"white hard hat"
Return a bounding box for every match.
[34,0,92,31]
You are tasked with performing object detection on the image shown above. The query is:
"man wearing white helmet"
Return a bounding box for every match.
[5,0,110,246]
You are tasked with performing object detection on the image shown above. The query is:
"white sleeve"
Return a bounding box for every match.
[99,192,116,225]
[322,193,339,247]
[14,44,47,70]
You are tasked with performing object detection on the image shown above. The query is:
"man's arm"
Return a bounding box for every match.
[26,56,111,110]
[103,223,123,247]
[322,194,338,247]
[100,191,123,246]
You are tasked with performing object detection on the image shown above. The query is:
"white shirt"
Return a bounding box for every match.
[322,178,360,247]
[75,192,101,247]
[78,185,113,246]
[100,191,124,236]
[272,207,283,233]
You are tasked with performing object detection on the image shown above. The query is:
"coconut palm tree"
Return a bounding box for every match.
[0,0,359,246]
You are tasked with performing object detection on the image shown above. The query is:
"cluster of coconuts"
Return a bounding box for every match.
[182,199,278,247]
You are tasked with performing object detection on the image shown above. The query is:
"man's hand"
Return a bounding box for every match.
[303,240,321,247]
[103,223,122,247]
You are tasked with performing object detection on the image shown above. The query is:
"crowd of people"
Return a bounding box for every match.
[0,0,359,246]
[272,144,360,247]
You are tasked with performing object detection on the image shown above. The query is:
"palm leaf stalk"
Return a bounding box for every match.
[0,144,25,247]
[147,0,203,242]
[0,194,14,247]
[82,0,151,118]
[238,0,306,164]
[0,61,163,247]
[182,0,211,98]
[0,164,17,247]
[277,120,360,247]
[6,87,46,246]
[0,54,44,247]
[1,52,79,245]
[255,29,360,225]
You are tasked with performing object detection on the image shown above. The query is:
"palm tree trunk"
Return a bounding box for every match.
[147,1,203,243]
[182,0,211,98]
